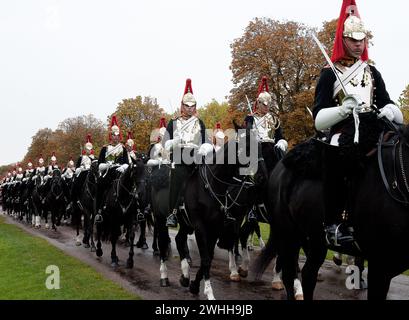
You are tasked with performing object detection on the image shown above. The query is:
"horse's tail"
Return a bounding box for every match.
[251,223,277,281]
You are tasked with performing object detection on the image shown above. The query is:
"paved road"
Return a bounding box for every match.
[1,212,409,300]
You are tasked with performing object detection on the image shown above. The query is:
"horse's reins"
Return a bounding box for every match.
[199,161,254,213]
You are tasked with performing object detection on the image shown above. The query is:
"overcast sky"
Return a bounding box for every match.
[1,0,408,166]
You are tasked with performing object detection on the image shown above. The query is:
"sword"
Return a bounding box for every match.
[312,34,361,143]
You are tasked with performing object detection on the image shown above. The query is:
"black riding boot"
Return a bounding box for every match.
[322,146,354,247]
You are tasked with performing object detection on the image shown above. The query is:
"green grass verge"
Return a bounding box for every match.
[0,216,139,300]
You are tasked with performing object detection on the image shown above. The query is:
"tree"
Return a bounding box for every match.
[398,85,409,123]
[21,115,106,169]
[112,96,167,152]
[229,18,322,114]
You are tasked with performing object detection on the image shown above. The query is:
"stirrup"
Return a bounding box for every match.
[136,210,145,222]
[166,209,178,227]
[94,213,103,224]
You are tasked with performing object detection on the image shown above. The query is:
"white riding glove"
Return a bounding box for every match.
[116,164,129,173]
[98,163,109,173]
[339,95,362,116]
[164,137,181,152]
[197,143,214,156]
[377,104,404,124]
[275,139,288,152]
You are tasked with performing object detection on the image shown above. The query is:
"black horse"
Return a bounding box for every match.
[154,126,267,299]
[96,159,147,268]
[44,170,66,231]
[254,124,409,300]
[72,160,99,249]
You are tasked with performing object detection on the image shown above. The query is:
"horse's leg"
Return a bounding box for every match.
[136,220,148,249]
[280,242,300,300]
[51,208,57,231]
[271,256,284,290]
[228,250,240,282]
[126,222,136,269]
[95,214,103,257]
[111,236,119,267]
[354,256,367,289]
[202,234,218,300]
[367,264,392,300]
[158,221,170,287]
[176,229,190,287]
[300,238,327,300]
[152,223,159,256]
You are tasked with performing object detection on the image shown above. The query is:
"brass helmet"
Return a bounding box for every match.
[343,14,367,40]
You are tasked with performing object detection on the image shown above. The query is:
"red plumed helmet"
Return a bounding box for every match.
[331,0,368,62]
[85,133,93,151]
[126,131,135,150]
[159,117,167,128]
[109,114,122,141]
[254,76,272,111]
[181,78,196,107]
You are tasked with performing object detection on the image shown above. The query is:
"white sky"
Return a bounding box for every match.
[1,0,408,166]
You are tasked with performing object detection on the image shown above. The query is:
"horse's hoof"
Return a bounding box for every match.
[180,275,190,287]
[295,293,304,300]
[111,261,119,268]
[189,281,200,295]
[75,241,82,246]
[141,243,148,250]
[83,244,90,249]
[153,250,160,256]
[96,249,103,257]
[271,281,285,291]
[160,278,170,287]
[126,259,134,269]
[90,246,96,252]
[238,267,248,278]
[235,254,242,265]
[230,274,241,282]
[333,255,343,266]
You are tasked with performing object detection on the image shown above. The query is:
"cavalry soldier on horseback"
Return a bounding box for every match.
[23,160,35,181]
[245,76,288,171]
[125,132,138,165]
[313,0,404,247]
[33,154,46,179]
[62,158,76,180]
[95,115,129,220]
[70,134,96,211]
[212,122,226,153]
[244,76,288,221]
[163,78,212,227]
[147,117,168,163]
[44,152,59,181]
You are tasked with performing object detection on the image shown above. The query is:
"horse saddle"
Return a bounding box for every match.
[377,131,409,206]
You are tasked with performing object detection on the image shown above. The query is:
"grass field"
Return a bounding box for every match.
[0,216,139,300]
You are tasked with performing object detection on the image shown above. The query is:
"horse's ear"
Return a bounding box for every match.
[233,119,242,132]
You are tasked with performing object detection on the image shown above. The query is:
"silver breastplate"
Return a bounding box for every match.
[80,155,92,169]
[173,116,201,145]
[253,113,279,141]
[335,63,374,112]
